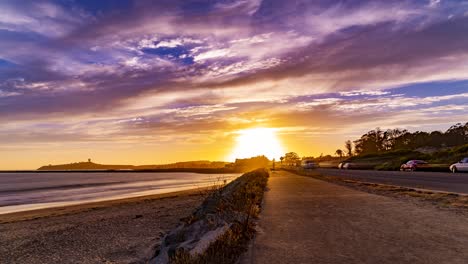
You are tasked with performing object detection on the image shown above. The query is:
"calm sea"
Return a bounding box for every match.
[0,172,240,214]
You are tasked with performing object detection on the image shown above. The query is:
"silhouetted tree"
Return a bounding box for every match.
[347,122,468,156]
[445,123,468,146]
[345,140,353,156]
[384,129,407,150]
[284,152,300,166]
[354,128,387,155]
[335,149,343,157]
[429,131,444,147]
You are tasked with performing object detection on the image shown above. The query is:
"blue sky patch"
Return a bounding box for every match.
[389,80,468,97]
[0,59,16,68]
[142,46,194,65]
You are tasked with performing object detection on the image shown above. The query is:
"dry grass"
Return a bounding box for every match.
[285,168,468,211]
[170,224,254,264]
[340,179,468,208]
[159,168,269,264]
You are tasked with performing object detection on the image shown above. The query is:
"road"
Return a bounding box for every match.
[242,171,468,264]
[317,168,468,194]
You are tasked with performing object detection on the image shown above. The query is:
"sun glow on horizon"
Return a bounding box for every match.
[228,127,285,161]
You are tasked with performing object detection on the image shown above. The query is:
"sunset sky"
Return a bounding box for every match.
[1,0,468,169]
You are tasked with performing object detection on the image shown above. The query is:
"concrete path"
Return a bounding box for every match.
[242,171,468,264]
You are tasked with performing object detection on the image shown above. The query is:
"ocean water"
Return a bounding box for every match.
[0,172,240,214]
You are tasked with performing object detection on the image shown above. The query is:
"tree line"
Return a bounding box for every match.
[275,123,467,165]
[347,122,468,156]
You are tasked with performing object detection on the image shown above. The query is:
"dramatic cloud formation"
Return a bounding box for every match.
[1,0,467,169]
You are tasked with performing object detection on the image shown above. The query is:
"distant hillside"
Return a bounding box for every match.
[38,162,134,171]
[37,160,230,171]
[134,161,229,170]
[37,157,272,173]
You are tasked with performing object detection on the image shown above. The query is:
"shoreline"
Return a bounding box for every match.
[0,171,241,216]
[0,187,208,224]
[0,168,240,174]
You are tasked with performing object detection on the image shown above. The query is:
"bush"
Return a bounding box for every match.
[153,168,270,264]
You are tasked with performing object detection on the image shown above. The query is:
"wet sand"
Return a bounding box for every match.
[0,189,207,264]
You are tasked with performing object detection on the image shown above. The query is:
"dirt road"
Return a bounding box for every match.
[242,170,468,264]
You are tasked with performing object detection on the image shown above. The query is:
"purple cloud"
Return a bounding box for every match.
[0,0,467,168]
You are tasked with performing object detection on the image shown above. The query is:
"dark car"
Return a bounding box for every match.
[400,160,429,171]
[301,159,316,169]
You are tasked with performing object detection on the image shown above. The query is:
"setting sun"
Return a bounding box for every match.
[228,128,284,161]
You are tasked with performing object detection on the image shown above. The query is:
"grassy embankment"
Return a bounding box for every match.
[340,144,468,171]
[153,168,270,264]
[285,168,468,212]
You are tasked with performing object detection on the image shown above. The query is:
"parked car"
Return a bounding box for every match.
[400,160,429,171]
[342,162,352,169]
[338,162,346,169]
[301,160,316,169]
[339,162,375,170]
[450,157,468,173]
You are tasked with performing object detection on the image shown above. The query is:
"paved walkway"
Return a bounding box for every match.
[242,171,468,264]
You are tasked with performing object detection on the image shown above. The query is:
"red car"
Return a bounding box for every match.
[400,160,429,171]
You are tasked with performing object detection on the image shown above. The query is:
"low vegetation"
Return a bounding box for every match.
[346,149,430,171]
[287,168,468,212]
[352,122,468,155]
[322,175,468,210]
[152,168,270,264]
[342,144,468,171]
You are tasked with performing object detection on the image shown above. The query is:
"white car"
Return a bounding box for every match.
[450,158,468,173]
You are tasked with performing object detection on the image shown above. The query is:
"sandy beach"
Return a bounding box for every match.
[0,189,207,264]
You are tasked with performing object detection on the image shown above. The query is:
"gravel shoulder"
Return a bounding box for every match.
[316,168,468,193]
[242,170,468,264]
[0,189,206,264]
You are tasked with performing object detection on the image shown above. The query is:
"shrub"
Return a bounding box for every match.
[153,168,270,264]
